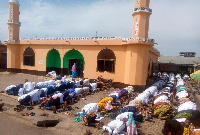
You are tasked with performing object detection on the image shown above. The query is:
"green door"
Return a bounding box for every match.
[46,49,61,75]
[63,49,84,77]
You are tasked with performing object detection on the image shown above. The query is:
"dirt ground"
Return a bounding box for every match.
[0,71,199,135]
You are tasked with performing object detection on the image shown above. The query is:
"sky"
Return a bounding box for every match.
[0,0,200,57]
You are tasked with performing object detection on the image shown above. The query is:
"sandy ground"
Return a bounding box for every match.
[0,71,199,135]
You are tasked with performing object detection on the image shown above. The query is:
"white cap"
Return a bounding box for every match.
[9,0,19,5]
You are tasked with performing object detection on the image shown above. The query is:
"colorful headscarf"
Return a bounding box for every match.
[105,100,113,111]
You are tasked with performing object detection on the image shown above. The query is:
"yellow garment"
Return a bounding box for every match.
[97,97,113,112]
[183,127,190,135]
[154,104,170,120]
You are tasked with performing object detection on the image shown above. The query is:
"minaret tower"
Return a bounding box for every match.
[132,0,152,38]
[7,0,20,42]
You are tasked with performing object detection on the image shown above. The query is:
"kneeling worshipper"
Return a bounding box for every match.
[174,101,197,123]
[108,90,123,106]
[120,104,137,114]
[98,97,114,114]
[82,103,99,115]
[18,89,42,107]
[44,96,61,114]
[24,79,34,94]
[18,94,32,107]
[102,119,126,135]
[82,112,102,130]
[6,84,22,96]
[126,112,138,135]
[105,100,115,115]
[153,93,171,120]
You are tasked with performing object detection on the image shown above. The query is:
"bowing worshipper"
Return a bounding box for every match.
[126,113,138,135]
[153,90,171,120]
[18,84,25,96]
[116,112,133,122]
[102,119,126,135]
[65,88,79,104]
[120,103,143,125]
[97,75,107,90]
[90,82,98,92]
[62,90,70,109]
[120,104,137,114]
[24,79,34,94]
[153,103,171,120]
[105,100,115,115]
[71,63,77,78]
[40,95,51,109]
[52,92,64,106]
[75,87,85,99]
[82,103,99,115]
[83,87,90,95]
[177,101,196,113]
[44,96,60,114]
[54,81,68,93]
[162,119,184,135]
[97,97,114,114]
[6,84,21,96]
[108,90,123,106]
[5,85,16,95]
[82,112,102,130]
[83,79,90,86]
[18,94,32,107]
[18,89,42,108]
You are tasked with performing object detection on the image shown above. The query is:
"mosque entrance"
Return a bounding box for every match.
[46,49,61,75]
[63,49,84,77]
[68,59,84,78]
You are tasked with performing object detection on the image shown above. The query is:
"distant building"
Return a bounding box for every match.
[158,56,200,75]
[179,52,196,57]
[0,41,7,69]
[6,0,160,87]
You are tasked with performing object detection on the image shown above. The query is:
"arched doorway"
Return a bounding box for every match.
[63,49,84,77]
[97,48,116,73]
[46,49,61,75]
[23,47,35,66]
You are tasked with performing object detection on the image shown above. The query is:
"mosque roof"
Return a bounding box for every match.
[9,0,19,5]
[158,56,200,65]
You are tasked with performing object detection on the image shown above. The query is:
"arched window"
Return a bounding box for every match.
[23,47,35,66]
[97,48,116,73]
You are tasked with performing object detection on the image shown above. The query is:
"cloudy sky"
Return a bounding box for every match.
[0,0,199,57]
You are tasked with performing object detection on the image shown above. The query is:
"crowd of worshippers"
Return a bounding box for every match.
[162,74,200,135]
[4,72,200,134]
[78,73,200,135]
[5,75,109,113]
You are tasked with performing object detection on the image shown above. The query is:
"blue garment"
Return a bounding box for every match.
[46,86,55,96]
[67,89,75,93]
[55,76,62,80]
[72,72,77,78]
[127,113,136,126]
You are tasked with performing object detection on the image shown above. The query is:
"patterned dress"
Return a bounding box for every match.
[154,104,170,120]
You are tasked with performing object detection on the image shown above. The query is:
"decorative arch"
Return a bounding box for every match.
[63,49,84,77]
[23,47,35,66]
[46,48,61,75]
[97,48,116,73]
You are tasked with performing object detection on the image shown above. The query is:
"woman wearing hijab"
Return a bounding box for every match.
[126,112,138,135]
[105,100,113,115]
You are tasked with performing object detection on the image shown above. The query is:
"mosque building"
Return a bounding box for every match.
[7,0,160,87]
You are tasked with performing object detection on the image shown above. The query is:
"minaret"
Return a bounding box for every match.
[132,0,152,38]
[7,0,20,42]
